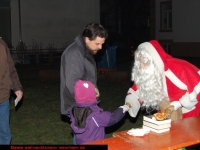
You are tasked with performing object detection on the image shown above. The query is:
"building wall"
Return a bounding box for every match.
[172,42,200,57]
[154,0,200,57]
[173,0,200,42]
[10,0,100,49]
[149,0,156,40]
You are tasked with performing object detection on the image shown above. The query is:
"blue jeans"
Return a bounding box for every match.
[0,99,11,145]
[67,113,76,145]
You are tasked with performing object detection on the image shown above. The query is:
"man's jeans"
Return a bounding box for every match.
[68,113,76,145]
[0,100,11,145]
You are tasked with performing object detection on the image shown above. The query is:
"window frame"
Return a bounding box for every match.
[160,0,172,32]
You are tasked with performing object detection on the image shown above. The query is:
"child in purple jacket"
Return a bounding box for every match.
[69,80,130,144]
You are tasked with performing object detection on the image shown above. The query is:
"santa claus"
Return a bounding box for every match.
[125,40,200,120]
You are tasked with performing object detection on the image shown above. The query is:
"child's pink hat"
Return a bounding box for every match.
[74,80,96,104]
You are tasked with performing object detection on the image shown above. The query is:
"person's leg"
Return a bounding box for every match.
[0,99,11,145]
[67,113,76,145]
[72,132,77,145]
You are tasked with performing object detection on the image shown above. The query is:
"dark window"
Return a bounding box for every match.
[160,0,172,32]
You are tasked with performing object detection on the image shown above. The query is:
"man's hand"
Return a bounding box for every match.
[15,90,23,101]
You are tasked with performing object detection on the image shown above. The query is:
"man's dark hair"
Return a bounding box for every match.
[82,22,108,40]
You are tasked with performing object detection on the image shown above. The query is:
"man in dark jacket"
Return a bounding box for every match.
[60,23,108,116]
[0,38,23,144]
[60,23,107,144]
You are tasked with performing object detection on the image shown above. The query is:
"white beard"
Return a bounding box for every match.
[132,51,167,110]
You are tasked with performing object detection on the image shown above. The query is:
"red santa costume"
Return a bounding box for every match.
[126,40,200,119]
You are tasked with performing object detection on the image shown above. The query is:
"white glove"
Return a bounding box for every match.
[119,105,130,113]
[125,97,140,117]
[170,101,182,111]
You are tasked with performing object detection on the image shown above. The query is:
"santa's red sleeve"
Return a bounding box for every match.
[165,57,200,118]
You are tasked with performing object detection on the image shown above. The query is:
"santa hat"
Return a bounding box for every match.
[137,40,172,72]
[74,80,96,104]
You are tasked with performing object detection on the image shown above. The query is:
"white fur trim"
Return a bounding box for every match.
[182,106,195,114]
[198,70,200,75]
[179,82,200,110]
[180,92,198,109]
[191,82,200,100]
[125,88,140,117]
[127,87,140,102]
[138,42,164,74]
[170,101,182,111]
[127,87,139,97]
[127,87,135,94]
[165,69,187,90]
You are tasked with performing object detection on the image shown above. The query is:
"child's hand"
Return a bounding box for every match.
[119,105,130,113]
[95,88,100,98]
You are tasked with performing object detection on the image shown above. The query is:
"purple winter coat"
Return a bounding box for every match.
[69,101,125,144]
